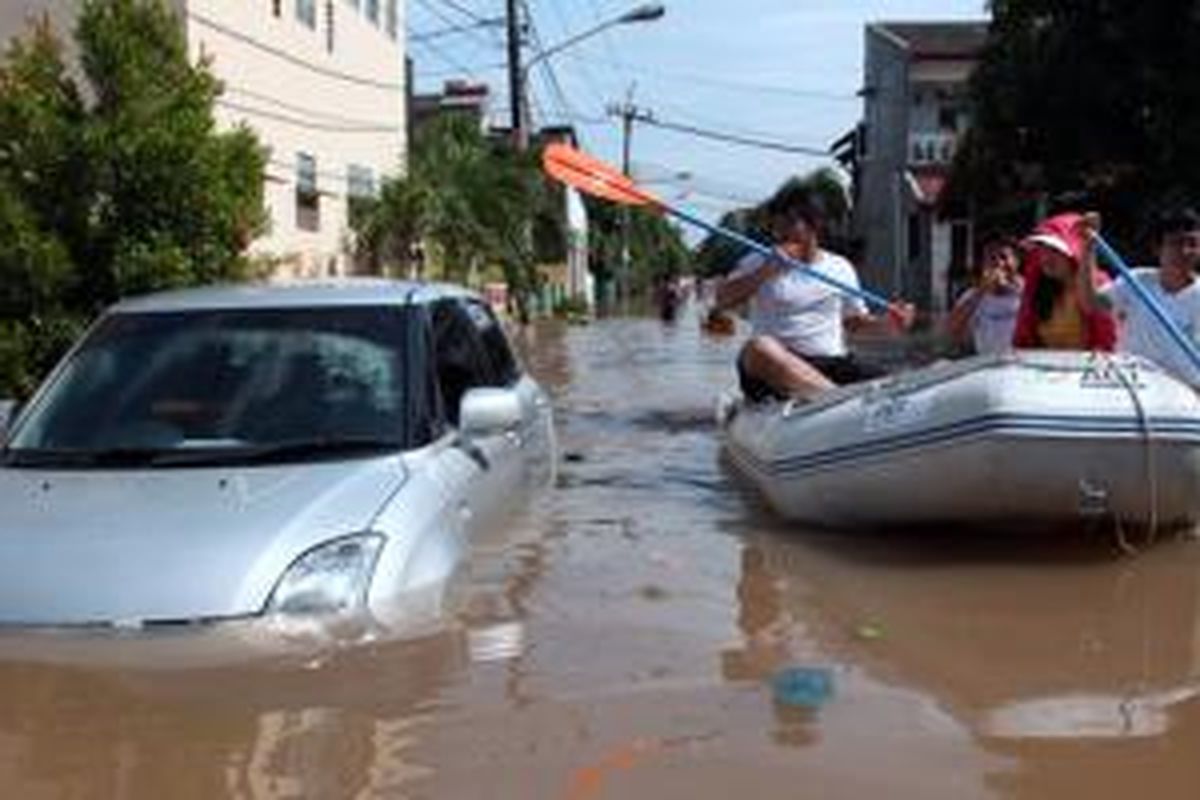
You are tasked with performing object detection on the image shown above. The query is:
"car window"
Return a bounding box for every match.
[431,299,509,425]
[8,306,417,460]
[468,301,520,387]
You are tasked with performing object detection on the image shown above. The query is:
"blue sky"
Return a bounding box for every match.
[409,0,987,231]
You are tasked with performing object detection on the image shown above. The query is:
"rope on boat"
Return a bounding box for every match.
[1111,355,1159,554]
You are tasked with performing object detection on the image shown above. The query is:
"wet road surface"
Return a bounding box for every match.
[3,304,1200,798]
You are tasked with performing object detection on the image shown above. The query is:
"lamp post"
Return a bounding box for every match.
[511,3,664,151]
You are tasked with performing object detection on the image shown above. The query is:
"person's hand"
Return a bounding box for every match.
[1075,212,1102,248]
[980,266,1003,292]
[887,301,917,332]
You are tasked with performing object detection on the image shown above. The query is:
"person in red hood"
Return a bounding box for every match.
[1012,212,1117,350]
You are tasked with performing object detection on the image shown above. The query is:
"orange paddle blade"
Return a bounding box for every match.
[542,143,660,208]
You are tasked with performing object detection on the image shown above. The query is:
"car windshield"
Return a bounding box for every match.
[4,305,416,468]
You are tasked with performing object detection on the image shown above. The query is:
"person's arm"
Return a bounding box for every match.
[947,288,983,343]
[1075,212,1105,313]
[845,301,917,335]
[715,255,778,310]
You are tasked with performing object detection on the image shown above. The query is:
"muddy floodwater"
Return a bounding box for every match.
[4,304,1200,799]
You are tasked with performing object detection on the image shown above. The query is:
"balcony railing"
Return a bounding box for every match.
[909,132,958,165]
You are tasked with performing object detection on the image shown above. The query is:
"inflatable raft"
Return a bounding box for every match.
[719,351,1200,529]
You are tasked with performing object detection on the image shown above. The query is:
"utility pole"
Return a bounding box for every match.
[607,86,652,305]
[506,0,525,150]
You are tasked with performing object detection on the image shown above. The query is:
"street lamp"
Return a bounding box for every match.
[514,3,665,150]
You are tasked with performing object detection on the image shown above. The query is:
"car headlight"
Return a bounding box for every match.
[267,533,384,616]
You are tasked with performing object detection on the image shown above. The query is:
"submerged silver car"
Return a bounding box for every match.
[0,280,554,661]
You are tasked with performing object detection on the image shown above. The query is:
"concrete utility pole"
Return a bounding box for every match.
[607,89,653,304]
[506,0,525,150]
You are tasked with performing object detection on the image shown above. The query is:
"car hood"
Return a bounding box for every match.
[0,457,407,625]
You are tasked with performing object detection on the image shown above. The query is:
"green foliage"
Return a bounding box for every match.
[582,196,691,294]
[949,0,1200,250]
[0,0,266,397]
[353,115,546,308]
[355,119,692,309]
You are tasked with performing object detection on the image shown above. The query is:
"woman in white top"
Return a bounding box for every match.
[947,237,1023,355]
[715,183,915,401]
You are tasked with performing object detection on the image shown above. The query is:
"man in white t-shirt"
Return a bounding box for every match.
[715,184,915,401]
[1099,207,1200,386]
[947,237,1023,355]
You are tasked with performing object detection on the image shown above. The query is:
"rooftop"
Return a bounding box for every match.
[871,21,990,59]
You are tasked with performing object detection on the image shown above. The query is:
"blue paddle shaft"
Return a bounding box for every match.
[1092,234,1200,375]
[664,205,893,311]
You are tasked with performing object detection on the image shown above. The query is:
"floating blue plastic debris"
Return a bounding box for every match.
[771,666,834,709]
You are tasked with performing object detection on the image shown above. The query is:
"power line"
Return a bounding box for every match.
[410,33,492,79]
[414,61,508,79]
[565,52,858,102]
[224,86,398,129]
[521,2,579,130]
[409,18,504,43]
[216,98,400,133]
[631,112,833,157]
[429,0,494,25]
[649,96,821,149]
[527,0,613,120]
[413,0,499,50]
[188,11,402,91]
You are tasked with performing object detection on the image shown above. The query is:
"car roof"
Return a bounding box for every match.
[110,279,479,314]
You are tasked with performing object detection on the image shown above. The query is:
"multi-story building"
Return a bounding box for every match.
[0,0,407,279]
[410,78,490,139]
[839,21,988,313]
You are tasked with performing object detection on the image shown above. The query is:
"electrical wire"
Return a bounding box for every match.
[224,85,399,129]
[188,10,403,91]
[635,115,832,157]
[216,98,400,133]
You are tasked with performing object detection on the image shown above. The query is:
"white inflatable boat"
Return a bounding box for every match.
[719,351,1200,529]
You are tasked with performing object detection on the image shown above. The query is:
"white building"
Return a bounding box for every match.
[0,0,407,279]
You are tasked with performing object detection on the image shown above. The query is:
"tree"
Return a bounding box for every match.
[352,115,548,318]
[946,0,1200,252]
[0,0,266,397]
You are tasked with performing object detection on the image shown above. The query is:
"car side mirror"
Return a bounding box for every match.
[459,387,522,438]
[0,400,16,446]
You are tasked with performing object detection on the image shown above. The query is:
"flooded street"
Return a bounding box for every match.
[4,304,1200,798]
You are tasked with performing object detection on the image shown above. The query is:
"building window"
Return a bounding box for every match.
[296,0,316,28]
[386,0,398,38]
[347,165,377,199]
[347,165,376,226]
[273,0,282,17]
[938,106,961,132]
[365,0,379,25]
[297,153,320,232]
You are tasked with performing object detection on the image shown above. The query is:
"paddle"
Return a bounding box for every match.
[542,143,899,315]
[1092,233,1200,377]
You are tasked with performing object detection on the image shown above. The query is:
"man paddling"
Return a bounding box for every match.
[715,184,916,402]
[1098,207,1200,386]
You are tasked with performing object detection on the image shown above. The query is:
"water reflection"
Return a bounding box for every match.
[740,525,1200,746]
[3,303,1200,798]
